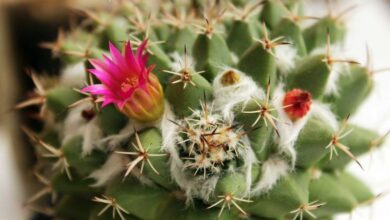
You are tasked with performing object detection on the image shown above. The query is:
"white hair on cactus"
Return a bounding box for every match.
[89,154,128,187]
[274,43,297,75]
[165,104,255,203]
[309,44,351,95]
[62,101,102,155]
[160,101,177,151]
[160,107,220,203]
[325,62,350,95]
[81,117,103,155]
[272,84,310,166]
[60,62,86,88]
[310,101,339,131]
[240,136,258,196]
[213,68,265,120]
[169,51,196,72]
[231,52,239,63]
[251,156,290,196]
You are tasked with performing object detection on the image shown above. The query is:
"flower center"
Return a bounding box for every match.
[121,77,139,93]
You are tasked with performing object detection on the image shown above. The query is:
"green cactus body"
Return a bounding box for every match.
[287,54,330,99]
[22,1,386,220]
[193,33,233,80]
[303,16,346,53]
[272,18,307,56]
[238,43,277,89]
[325,65,373,118]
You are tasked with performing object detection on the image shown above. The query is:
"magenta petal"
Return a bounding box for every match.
[124,41,138,70]
[82,84,111,95]
[109,42,131,73]
[136,40,148,62]
[88,69,118,88]
[101,98,115,107]
[102,55,126,80]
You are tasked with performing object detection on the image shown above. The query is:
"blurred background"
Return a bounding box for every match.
[0,0,390,219]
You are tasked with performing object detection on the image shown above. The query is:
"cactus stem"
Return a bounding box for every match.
[207,194,252,218]
[290,200,326,220]
[92,195,129,220]
[325,115,364,170]
[115,131,167,180]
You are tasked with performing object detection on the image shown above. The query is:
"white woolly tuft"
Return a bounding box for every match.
[310,101,339,131]
[309,45,351,95]
[231,52,239,64]
[251,156,290,195]
[272,84,310,166]
[60,62,86,88]
[163,105,256,203]
[62,102,103,155]
[325,63,350,95]
[274,44,297,75]
[160,101,177,151]
[81,117,103,155]
[169,52,195,72]
[89,154,128,187]
[240,136,258,197]
[213,68,265,120]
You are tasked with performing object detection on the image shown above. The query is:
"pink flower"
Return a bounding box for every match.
[82,40,164,122]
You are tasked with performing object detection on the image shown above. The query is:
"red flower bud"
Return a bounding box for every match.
[283,89,312,121]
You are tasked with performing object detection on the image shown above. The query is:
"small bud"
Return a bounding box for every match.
[220,70,241,86]
[283,89,311,121]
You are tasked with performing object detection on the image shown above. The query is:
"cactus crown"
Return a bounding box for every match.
[19,0,388,220]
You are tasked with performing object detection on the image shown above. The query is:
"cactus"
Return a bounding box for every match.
[19,1,388,220]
